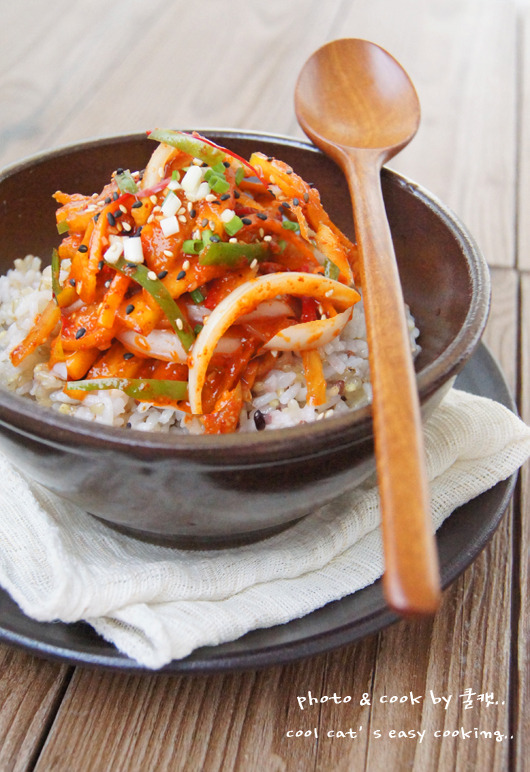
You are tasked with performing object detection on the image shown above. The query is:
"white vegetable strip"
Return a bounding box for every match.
[141,142,179,188]
[238,299,294,321]
[262,307,353,351]
[187,272,360,413]
[117,329,187,363]
[117,328,239,362]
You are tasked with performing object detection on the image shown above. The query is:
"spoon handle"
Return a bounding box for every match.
[343,150,441,616]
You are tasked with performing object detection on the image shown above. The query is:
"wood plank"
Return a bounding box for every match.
[518,7,530,270]
[294,0,516,270]
[0,644,71,772]
[514,273,530,769]
[0,0,339,170]
[349,268,518,772]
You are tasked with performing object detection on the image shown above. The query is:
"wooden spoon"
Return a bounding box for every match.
[295,38,440,616]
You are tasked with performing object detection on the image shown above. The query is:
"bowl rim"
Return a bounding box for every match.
[0,130,491,460]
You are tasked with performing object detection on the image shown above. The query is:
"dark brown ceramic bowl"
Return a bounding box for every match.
[0,131,490,545]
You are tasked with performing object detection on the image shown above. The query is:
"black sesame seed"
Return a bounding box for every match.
[280,202,290,210]
[223,161,230,168]
[131,200,143,209]
[210,234,221,243]
[220,193,231,201]
[190,208,197,218]
[286,169,293,175]
[98,260,104,271]
[113,209,122,218]
[123,352,134,360]
[293,197,300,206]
[106,212,116,227]
[125,304,135,314]
[254,409,266,431]
[78,244,88,253]
[256,212,267,220]
[75,327,86,339]
[234,190,241,199]
[201,218,209,227]
[241,217,252,225]
[104,196,112,204]
[116,167,124,175]
[113,191,119,200]
[126,262,137,269]
[94,213,100,222]
[157,270,168,279]
[303,193,309,203]
[176,270,186,280]
[266,156,273,162]
[69,278,76,287]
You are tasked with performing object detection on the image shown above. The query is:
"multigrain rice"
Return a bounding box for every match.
[0,255,420,434]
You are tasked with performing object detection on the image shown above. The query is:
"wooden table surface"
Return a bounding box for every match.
[0,1,528,770]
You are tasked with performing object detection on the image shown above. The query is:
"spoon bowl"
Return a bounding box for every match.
[296,39,440,616]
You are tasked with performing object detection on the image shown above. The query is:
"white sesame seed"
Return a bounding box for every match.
[163,249,174,258]
[176,318,184,330]
[150,195,158,205]
[264,235,272,242]
[178,215,187,223]
[259,228,265,238]
[182,260,190,270]
[147,270,157,280]
[122,222,132,232]
[119,204,127,214]
[205,193,216,202]
[229,237,238,243]
[325,289,333,297]
[250,259,258,270]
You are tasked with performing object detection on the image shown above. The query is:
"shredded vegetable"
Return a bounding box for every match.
[10,130,361,433]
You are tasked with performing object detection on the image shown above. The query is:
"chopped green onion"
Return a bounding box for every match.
[235,166,245,185]
[199,241,268,267]
[182,239,204,255]
[204,167,230,195]
[324,258,340,281]
[224,215,244,237]
[171,170,180,181]
[115,169,138,194]
[193,323,204,335]
[57,220,69,235]
[190,288,205,304]
[107,257,195,351]
[69,377,188,403]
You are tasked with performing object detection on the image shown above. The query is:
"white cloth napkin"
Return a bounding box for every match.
[1,388,529,669]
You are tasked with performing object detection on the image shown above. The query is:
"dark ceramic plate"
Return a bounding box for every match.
[0,343,517,674]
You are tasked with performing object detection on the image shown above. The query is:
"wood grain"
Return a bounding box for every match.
[312,0,518,271]
[515,274,530,770]
[0,645,71,772]
[0,1,527,770]
[518,6,530,271]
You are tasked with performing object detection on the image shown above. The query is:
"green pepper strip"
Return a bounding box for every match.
[108,257,195,351]
[70,377,188,402]
[147,129,226,167]
[199,241,269,267]
[51,248,62,301]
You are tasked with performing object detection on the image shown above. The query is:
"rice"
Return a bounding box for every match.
[0,255,421,433]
